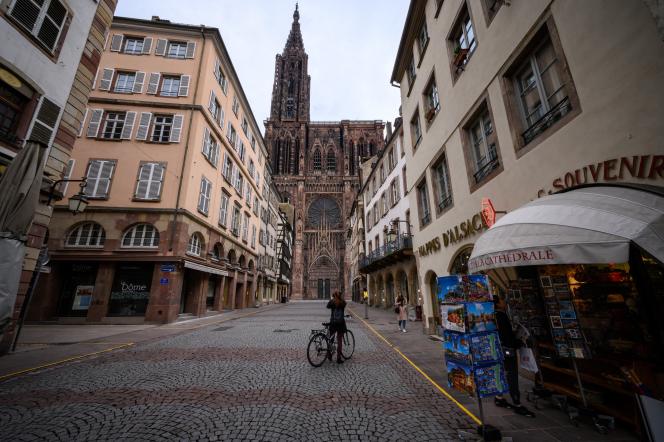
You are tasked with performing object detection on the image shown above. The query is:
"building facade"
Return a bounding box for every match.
[0,0,116,352]
[276,202,294,301]
[264,5,385,300]
[392,0,664,333]
[257,175,280,305]
[359,118,418,309]
[32,16,270,324]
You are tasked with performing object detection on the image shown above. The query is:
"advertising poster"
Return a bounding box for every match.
[444,330,471,364]
[470,332,502,363]
[437,276,465,303]
[72,285,94,310]
[447,360,475,395]
[441,304,466,332]
[474,363,509,398]
[466,302,497,333]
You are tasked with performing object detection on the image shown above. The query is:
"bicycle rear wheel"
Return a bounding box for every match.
[341,330,355,360]
[307,333,329,367]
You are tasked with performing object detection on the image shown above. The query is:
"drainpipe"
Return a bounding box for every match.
[169,27,207,252]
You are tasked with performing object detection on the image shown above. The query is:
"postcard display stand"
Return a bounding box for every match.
[439,274,507,440]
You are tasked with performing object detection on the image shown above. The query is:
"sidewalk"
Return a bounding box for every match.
[348,302,636,442]
[0,303,285,380]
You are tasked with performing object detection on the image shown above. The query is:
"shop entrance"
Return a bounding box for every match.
[57,262,98,317]
[235,281,244,309]
[206,276,217,310]
[426,271,440,334]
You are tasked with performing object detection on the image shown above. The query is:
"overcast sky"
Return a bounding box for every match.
[115,0,409,135]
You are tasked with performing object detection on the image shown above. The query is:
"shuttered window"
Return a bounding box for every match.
[151,115,173,142]
[84,159,115,198]
[134,162,165,200]
[167,41,187,59]
[213,58,228,94]
[28,96,61,146]
[222,153,233,182]
[170,114,184,142]
[242,213,249,241]
[219,192,230,227]
[198,176,211,215]
[123,37,144,54]
[146,73,161,95]
[122,223,159,248]
[160,76,180,97]
[202,127,219,166]
[114,72,135,93]
[9,0,68,53]
[251,225,256,248]
[100,112,125,140]
[119,109,135,139]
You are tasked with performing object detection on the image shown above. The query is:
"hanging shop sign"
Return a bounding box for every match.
[537,154,663,197]
[418,212,488,256]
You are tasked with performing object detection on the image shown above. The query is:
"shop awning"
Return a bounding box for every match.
[468,186,664,272]
[184,260,229,277]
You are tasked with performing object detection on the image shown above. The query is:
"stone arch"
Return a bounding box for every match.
[448,245,474,275]
[312,147,322,171]
[424,270,441,334]
[248,259,255,271]
[238,255,246,268]
[227,249,237,264]
[211,242,224,261]
[326,147,336,172]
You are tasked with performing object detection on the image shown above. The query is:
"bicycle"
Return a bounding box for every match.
[307,315,355,367]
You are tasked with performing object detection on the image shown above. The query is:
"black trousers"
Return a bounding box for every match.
[503,353,520,405]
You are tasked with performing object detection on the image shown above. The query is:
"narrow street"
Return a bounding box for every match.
[0,302,475,441]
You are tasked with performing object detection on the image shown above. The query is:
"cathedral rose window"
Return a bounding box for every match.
[308,197,341,228]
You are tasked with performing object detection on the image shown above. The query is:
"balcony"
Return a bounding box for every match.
[359,234,413,274]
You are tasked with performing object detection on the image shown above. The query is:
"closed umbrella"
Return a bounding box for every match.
[0,141,46,334]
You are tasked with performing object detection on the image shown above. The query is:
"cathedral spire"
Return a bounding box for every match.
[285,3,304,51]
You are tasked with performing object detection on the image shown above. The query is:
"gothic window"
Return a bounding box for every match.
[313,149,322,171]
[326,149,336,172]
[286,98,295,119]
[288,77,295,95]
[307,197,341,228]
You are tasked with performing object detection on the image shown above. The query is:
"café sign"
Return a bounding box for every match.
[418,212,488,257]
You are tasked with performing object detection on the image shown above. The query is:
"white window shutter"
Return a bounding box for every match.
[99,161,115,197]
[185,41,196,59]
[170,114,184,143]
[135,163,151,199]
[92,68,99,90]
[78,108,89,137]
[213,58,220,80]
[222,77,228,95]
[178,75,190,96]
[149,163,164,199]
[110,34,123,52]
[146,72,160,95]
[155,38,167,56]
[219,107,225,127]
[87,109,104,138]
[208,90,215,112]
[121,111,137,139]
[103,31,109,51]
[59,159,75,194]
[202,126,211,157]
[85,160,101,196]
[133,72,146,93]
[143,37,153,54]
[135,112,152,141]
[99,68,114,91]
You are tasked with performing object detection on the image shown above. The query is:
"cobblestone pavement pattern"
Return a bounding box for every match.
[0,302,476,441]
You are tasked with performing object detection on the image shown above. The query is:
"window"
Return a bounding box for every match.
[122,224,159,248]
[379,165,385,183]
[241,117,248,135]
[135,162,165,200]
[187,234,203,256]
[167,41,187,58]
[232,95,240,116]
[253,197,259,216]
[123,37,144,54]
[231,206,241,236]
[151,115,173,142]
[248,160,255,180]
[222,154,233,182]
[467,107,499,184]
[483,0,504,24]
[237,141,245,163]
[0,79,29,147]
[407,58,416,90]
[251,225,256,248]
[213,59,228,94]
[410,111,422,149]
[8,0,68,53]
[226,122,237,145]
[66,223,105,247]
[84,160,115,199]
[202,127,219,166]
[211,243,223,261]
[417,180,431,227]
[114,72,135,93]
[242,213,249,241]
[450,5,477,72]
[208,92,221,120]
[388,149,395,170]
[219,192,230,227]
[391,180,399,206]
[198,177,212,215]
[417,21,429,56]
[326,150,336,172]
[245,186,252,206]
[424,76,440,123]
[160,76,180,97]
[433,153,453,212]
[313,149,322,171]
[381,193,387,216]
[235,172,244,195]
[101,112,125,139]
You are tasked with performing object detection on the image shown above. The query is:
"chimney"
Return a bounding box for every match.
[385,122,393,140]
[151,15,160,21]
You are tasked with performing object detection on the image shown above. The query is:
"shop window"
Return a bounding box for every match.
[134,162,165,200]
[65,222,105,248]
[313,149,322,171]
[410,110,422,150]
[167,41,187,59]
[504,22,579,151]
[113,72,136,94]
[187,233,204,256]
[150,115,173,143]
[84,159,115,199]
[462,101,501,188]
[198,176,212,215]
[160,76,181,97]
[57,262,98,317]
[449,3,477,78]
[122,223,159,248]
[423,75,440,125]
[416,179,431,228]
[108,263,153,316]
[326,150,336,172]
[0,78,30,147]
[433,152,453,214]
[8,0,69,54]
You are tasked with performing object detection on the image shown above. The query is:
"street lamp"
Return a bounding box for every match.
[46,178,88,214]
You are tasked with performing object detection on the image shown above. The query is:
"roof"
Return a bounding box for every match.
[390,0,426,84]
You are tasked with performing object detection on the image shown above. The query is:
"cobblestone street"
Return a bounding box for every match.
[0,302,476,441]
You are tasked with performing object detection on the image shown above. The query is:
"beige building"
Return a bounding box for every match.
[31,16,270,324]
[392,0,664,333]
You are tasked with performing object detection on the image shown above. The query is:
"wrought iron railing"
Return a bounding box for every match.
[522,96,571,145]
[359,234,413,270]
[473,145,500,183]
[437,194,453,212]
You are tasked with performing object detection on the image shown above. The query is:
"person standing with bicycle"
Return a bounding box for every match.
[326,291,347,364]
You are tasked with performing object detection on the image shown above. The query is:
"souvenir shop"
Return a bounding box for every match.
[467,185,664,437]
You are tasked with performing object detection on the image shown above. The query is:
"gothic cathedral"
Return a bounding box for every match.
[265,5,385,299]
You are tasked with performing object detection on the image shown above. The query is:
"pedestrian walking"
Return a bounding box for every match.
[493,294,535,417]
[395,295,407,332]
[326,291,347,364]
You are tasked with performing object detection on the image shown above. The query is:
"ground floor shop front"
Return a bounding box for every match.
[28,259,258,324]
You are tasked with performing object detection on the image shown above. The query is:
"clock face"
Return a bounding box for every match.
[307,197,341,228]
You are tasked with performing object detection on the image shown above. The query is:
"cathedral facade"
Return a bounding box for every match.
[265,5,384,299]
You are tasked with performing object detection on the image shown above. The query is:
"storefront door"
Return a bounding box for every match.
[206,276,216,310]
[57,262,98,317]
[107,263,153,316]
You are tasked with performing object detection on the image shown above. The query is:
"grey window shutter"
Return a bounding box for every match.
[219,107,225,127]
[78,108,89,137]
[178,75,190,96]
[146,72,160,95]
[28,97,62,146]
[135,163,151,199]
[208,90,215,112]
[135,112,152,141]
[99,68,114,91]
[133,72,146,93]
[110,34,123,52]
[85,160,101,196]
[202,126,210,157]
[185,41,196,59]
[149,163,164,199]
[142,37,153,54]
[99,161,115,197]
[121,112,137,139]
[170,114,184,143]
[155,38,167,56]
[213,58,220,80]
[92,68,98,90]
[87,109,104,138]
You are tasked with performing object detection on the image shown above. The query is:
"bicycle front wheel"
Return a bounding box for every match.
[341,330,355,360]
[307,333,329,367]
